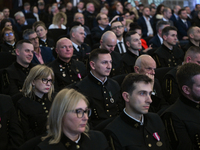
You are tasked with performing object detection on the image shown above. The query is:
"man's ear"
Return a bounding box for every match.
[134,66,139,73]
[182,85,191,95]
[163,34,167,41]
[122,92,130,103]
[126,41,130,47]
[89,61,95,70]
[15,48,20,56]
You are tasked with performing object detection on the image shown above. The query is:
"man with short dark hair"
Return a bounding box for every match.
[111,20,127,54]
[122,31,141,73]
[170,5,181,25]
[148,20,170,48]
[177,8,191,40]
[104,73,170,149]
[162,7,173,26]
[162,62,200,149]
[2,7,16,26]
[75,48,124,127]
[49,38,87,91]
[1,40,34,96]
[153,26,184,68]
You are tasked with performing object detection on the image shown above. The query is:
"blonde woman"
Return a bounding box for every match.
[17,64,55,141]
[35,88,109,150]
[48,12,67,29]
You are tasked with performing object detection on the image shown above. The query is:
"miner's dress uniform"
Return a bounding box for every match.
[35,130,109,150]
[0,94,24,150]
[1,62,34,96]
[104,111,170,150]
[49,58,87,92]
[17,94,52,141]
[161,94,200,150]
[153,44,184,68]
[0,42,16,54]
[75,72,124,128]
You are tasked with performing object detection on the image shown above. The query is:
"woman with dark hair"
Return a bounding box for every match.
[35,88,109,150]
[0,19,12,31]
[17,65,55,141]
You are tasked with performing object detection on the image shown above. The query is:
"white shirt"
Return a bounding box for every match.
[48,24,66,29]
[90,71,107,84]
[117,38,126,54]
[157,34,163,44]
[143,16,153,36]
[72,42,80,52]
[123,108,144,125]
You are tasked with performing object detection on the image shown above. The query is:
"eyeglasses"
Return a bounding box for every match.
[69,108,91,118]
[111,25,124,30]
[29,37,38,41]
[75,17,84,20]
[5,32,14,36]
[41,78,53,84]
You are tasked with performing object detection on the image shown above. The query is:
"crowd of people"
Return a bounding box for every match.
[1,0,200,150]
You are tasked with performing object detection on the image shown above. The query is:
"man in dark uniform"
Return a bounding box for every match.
[134,55,168,113]
[154,26,184,68]
[0,94,24,149]
[161,63,200,149]
[182,26,200,52]
[70,25,91,64]
[122,31,141,73]
[100,31,123,77]
[1,40,34,96]
[75,49,124,128]
[49,38,87,92]
[104,73,170,150]
[162,46,200,105]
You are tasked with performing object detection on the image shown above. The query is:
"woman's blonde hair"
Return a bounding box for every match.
[22,64,54,100]
[52,12,67,25]
[130,7,139,20]
[42,88,90,144]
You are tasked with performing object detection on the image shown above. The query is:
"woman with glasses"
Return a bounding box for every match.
[0,27,17,54]
[17,64,55,141]
[35,88,109,150]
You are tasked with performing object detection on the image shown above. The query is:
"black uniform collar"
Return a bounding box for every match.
[88,72,108,86]
[180,94,200,110]
[127,50,139,57]
[60,133,83,149]
[120,111,147,130]
[57,57,72,66]
[34,94,48,103]
[161,44,174,52]
[14,62,31,73]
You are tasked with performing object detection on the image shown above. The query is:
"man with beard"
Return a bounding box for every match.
[137,7,154,38]
[111,20,127,54]
[161,63,200,149]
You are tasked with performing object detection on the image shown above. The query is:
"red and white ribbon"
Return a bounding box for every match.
[153,132,160,141]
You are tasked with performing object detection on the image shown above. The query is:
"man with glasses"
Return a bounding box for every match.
[134,55,168,113]
[111,20,127,54]
[49,37,87,92]
[91,13,110,44]
[23,29,54,64]
[73,12,91,36]
[1,40,34,96]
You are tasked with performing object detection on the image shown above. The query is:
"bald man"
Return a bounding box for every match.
[182,26,200,52]
[163,46,200,104]
[100,31,123,77]
[134,55,168,113]
[48,38,87,91]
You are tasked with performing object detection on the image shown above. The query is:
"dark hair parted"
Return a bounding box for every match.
[177,63,200,92]
[178,8,186,15]
[121,73,152,95]
[162,26,177,37]
[125,31,137,42]
[89,48,110,62]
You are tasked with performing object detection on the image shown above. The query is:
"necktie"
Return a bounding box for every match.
[118,42,124,54]
[185,22,188,28]
[78,46,84,59]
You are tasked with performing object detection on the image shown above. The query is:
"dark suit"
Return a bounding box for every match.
[137,16,153,38]
[176,18,191,40]
[114,39,128,54]
[91,25,110,44]
[161,94,200,149]
[170,14,179,27]
[0,94,24,150]
[31,47,55,65]
[104,111,170,150]
[15,19,36,33]
[148,34,162,48]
